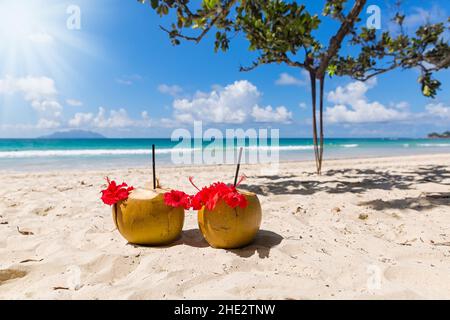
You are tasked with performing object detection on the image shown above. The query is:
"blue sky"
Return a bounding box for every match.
[0,0,449,138]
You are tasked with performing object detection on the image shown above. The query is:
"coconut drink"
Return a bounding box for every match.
[101,179,189,245]
[192,147,262,249]
[112,188,186,245]
[100,145,189,246]
[190,176,262,249]
[197,190,262,249]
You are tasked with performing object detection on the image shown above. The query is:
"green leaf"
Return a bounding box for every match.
[327,64,337,77]
[203,0,218,10]
[422,85,431,97]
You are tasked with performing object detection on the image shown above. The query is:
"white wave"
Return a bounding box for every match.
[0,145,319,158]
[0,143,368,159]
[0,148,198,158]
[245,145,314,151]
[417,143,450,147]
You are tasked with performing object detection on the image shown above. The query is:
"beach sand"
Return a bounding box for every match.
[0,153,449,299]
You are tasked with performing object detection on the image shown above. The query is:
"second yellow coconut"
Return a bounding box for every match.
[198,191,262,249]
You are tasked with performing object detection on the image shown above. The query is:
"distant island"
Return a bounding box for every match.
[38,130,106,139]
[428,131,450,139]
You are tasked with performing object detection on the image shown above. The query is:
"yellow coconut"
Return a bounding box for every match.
[112,188,184,245]
[198,191,262,249]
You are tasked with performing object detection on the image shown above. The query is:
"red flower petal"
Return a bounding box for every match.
[164,190,191,209]
[190,180,249,211]
[100,178,133,206]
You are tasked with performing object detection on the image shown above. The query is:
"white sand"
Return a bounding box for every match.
[0,154,449,299]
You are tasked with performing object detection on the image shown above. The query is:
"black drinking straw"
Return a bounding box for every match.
[152,144,156,189]
[234,147,243,186]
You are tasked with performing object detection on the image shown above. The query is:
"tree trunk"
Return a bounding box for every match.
[318,76,325,174]
[309,72,320,174]
[309,72,326,175]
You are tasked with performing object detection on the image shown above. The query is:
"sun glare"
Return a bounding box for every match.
[0,1,40,42]
[0,0,55,75]
[0,0,98,89]
[1,3,32,31]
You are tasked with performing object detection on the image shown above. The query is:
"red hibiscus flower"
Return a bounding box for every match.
[101,178,134,206]
[191,187,212,210]
[164,190,191,210]
[205,189,221,211]
[189,177,248,211]
[223,190,247,209]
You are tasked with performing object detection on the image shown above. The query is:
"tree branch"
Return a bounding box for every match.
[357,50,449,81]
[355,63,399,81]
[240,53,307,72]
[428,54,450,71]
[317,0,368,78]
[160,0,237,44]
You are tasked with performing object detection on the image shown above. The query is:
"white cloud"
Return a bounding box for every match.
[28,32,54,44]
[116,74,143,86]
[170,80,293,124]
[141,111,150,121]
[252,106,292,123]
[275,72,307,87]
[68,107,151,128]
[173,80,257,124]
[92,107,134,128]
[299,102,307,109]
[37,118,60,129]
[31,100,62,114]
[403,5,447,30]
[66,99,83,107]
[158,84,183,96]
[68,112,94,127]
[0,76,61,116]
[116,79,133,85]
[325,78,409,123]
[0,76,57,99]
[394,101,410,110]
[425,103,450,119]
[158,118,180,128]
[389,5,449,39]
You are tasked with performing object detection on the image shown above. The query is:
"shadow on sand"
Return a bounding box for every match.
[127,229,209,249]
[228,230,283,259]
[178,228,210,248]
[359,192,450,211]
[238,165,450,212]
[239,165,450,196]
[178,229,283,259]
[127,229,283,253]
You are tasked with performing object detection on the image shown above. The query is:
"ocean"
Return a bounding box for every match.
[0,138,449,172]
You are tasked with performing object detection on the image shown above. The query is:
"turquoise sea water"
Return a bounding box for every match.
[0,138,449,171]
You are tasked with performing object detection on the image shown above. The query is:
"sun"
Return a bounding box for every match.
[0,0,100,126]
[0,0,55,53]
[0,1,38,41]
[0,0,98,83]
[0,0,57,75]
